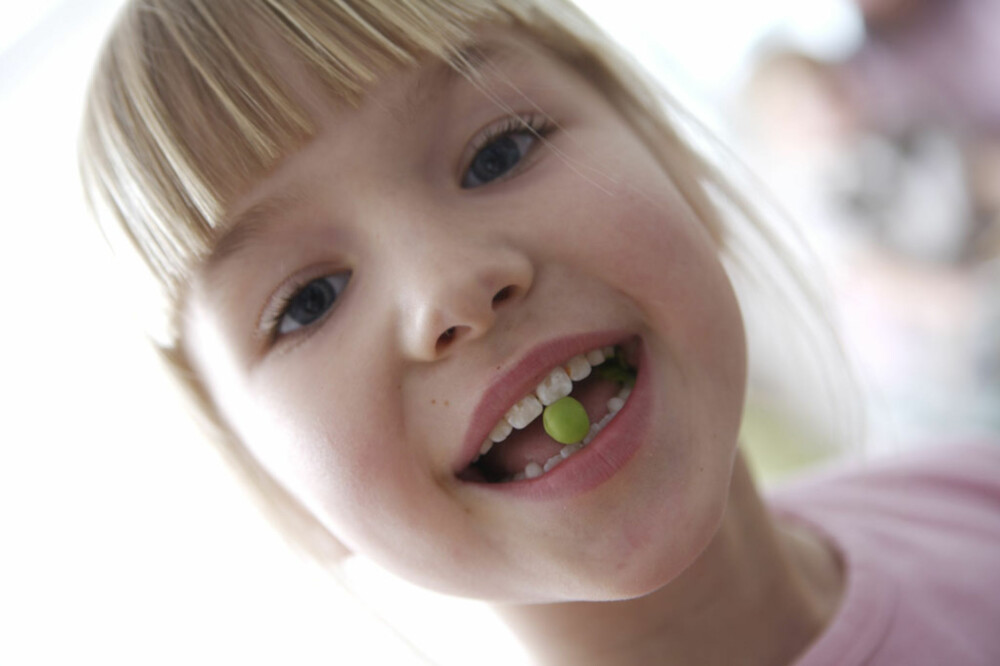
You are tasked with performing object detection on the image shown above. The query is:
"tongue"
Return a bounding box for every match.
[479,374,622,479]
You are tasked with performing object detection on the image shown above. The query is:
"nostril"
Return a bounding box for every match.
[492,285,515,306]
[432,285,517,356]
[436,326,460,353]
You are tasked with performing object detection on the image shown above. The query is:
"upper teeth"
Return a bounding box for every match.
[479,346,617,458]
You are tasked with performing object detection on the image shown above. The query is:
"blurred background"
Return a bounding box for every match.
[1,0,997,663]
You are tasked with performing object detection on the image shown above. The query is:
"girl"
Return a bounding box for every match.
[80,1,1000,663]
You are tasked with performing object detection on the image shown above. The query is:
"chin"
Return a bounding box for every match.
[593,502,729,602]
[507,472,735,605]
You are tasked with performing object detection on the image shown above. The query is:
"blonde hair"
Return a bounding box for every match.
[80,0,846,561]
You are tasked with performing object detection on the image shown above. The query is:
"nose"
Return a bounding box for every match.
[398,240,533,361]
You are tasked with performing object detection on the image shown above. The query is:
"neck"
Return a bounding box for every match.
[493,451,843,666]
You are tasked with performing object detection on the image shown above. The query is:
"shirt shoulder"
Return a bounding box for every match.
[769,441,1000,666]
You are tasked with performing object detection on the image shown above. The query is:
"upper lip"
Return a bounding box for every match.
[455,329,634,475]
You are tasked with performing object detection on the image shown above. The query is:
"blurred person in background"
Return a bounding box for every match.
[739,0,1000,445]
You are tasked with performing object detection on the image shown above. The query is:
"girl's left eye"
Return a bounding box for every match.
[268,273,351,338]
[461,115,553,188]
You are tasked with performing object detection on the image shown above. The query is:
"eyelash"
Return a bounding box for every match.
[261,113,557,343]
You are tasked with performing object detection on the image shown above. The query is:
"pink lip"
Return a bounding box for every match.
[456,330,641,480]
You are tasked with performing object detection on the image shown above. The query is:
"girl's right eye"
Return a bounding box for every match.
[269,273,351,338]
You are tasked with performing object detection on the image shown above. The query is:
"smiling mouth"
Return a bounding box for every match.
[458,338,639,484]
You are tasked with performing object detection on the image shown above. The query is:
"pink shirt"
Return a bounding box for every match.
[770,442,1000,665]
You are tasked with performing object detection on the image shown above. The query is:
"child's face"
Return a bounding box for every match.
[184,28,747,602]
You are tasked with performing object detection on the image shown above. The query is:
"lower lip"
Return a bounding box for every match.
[467,340,654,501]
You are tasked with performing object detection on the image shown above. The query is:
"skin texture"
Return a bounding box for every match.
[183,28,842,664]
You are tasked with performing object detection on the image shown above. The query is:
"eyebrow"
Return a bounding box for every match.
[409,41,518,113]
[203,190,304,275]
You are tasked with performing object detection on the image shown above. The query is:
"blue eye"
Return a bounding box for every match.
[275,273,350,336]
[461,115,553,188]
[463,133,534,187]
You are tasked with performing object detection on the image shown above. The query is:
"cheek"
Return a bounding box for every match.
[527,136,713,285]
[235,351,400,517]
[545,153,745,355]
[237,346,477,582]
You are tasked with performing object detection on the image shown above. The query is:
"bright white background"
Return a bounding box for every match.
[0,1,860,663]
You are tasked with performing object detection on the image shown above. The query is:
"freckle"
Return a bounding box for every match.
[444,400,450,406]
[431,399,436,405]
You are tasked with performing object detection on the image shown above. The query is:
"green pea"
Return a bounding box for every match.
[542,396,590,445]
